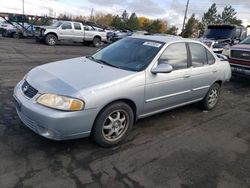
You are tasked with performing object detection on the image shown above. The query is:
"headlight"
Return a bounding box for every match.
[37,94,85,111]
[222,48,230,57]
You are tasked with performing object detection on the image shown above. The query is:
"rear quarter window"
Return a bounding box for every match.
[206,50,215,65]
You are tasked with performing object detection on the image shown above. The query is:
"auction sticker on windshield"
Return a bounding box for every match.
[143,41,162,48]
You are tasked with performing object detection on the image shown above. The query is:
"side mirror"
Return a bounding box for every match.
[152,62,173,74]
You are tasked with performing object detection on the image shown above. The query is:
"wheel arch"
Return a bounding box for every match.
[214,80,223,86]
[93,98,138,128]
[93,35,101,40]
[45,32,58,39]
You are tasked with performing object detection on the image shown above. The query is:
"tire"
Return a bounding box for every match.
[92,102,134,147]
[45,34,57,46]
[202,83,221,110]
[13,33,19,39]
[92,37,102,47]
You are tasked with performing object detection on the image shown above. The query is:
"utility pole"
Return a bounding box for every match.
[181,0,189,37]
[22,0,24,26]
[90,8,94,22]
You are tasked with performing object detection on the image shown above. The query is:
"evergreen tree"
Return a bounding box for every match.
[218,5,242,25]
[121,10,129,22]
[111,15,124,29]
[182,14,200,38]
[200,3,218,34]
[166,26,178,35]
[146,19,162,33]
[127,13,139,30]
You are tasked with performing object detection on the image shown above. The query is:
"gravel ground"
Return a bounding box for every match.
[0,37,250,188]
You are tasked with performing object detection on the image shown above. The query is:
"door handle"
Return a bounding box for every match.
[183,74,191,78]
[212,69,218,73]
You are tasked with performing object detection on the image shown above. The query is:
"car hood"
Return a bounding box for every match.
[26,57,135,97]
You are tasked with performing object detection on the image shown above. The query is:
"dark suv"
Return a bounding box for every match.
[200,25,247,53]
[228,36,250,78]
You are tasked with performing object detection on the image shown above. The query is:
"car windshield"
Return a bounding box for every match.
[91,37,164,71]
[240,36,250,44]
[51,21,63,27]
[203,26,235,39]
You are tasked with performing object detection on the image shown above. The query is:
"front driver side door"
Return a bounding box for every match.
[144,42,192,115]
[59,22,74,40]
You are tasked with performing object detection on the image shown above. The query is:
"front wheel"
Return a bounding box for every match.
[45,34,57,46]
[202,83,221,110]
[91,102,134,147]
[92,37,102,47]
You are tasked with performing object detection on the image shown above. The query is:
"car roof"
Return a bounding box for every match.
[130,35,200,44]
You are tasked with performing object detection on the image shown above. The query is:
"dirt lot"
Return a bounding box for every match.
[0,37,250,188]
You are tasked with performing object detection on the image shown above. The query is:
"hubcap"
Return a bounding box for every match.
[48,36,56,45]
[94,39,101,47]
[208,88,219,107]
[102,110,128,142]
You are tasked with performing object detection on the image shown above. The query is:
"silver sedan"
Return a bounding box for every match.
[13,35,231,147]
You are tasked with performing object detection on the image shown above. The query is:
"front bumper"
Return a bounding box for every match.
[13,80,99,140]
[229,58,250,78]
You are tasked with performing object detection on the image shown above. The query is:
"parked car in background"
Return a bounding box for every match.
[200,24,247,53]
[1,21,34,38]
[14,36,231,147]
[225,36,250,78]
[0,21,18,37]
[110,29,133,42]
[35,21,108,47]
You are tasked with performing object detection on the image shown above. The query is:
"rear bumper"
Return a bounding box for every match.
[13,80,99,140]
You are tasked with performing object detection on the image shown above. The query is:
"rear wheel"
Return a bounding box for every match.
[93,37,102,47]
[92,102,134,147]
[202,83,221,110]
[45,34,57,46]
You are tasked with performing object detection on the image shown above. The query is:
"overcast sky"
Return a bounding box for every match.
[0,0,249,28]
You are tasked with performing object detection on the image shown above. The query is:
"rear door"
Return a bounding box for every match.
[73,23,84,42]
[188,42,218,100]
[83,25,95,41]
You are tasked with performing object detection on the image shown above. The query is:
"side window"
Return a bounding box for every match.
[74,23,82,30]
[159,43,188,70]
[189,43,207,67]
[235,28,241,39]
[84,26,90,31]
[240,30,247,40]
[206,50,215,65]
[61,22,72,30]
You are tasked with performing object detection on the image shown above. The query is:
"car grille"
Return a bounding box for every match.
[21,80,38,98]
[231,50,250,61]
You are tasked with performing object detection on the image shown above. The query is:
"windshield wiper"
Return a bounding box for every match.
[95,59,121,69]
[87,56,120,68]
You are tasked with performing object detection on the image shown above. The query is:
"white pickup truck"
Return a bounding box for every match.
[35,21,108,47]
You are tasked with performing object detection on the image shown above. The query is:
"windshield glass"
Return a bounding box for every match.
[92,37,164,71]
[203,27,235,39]
[51,21,63,27]
[240,36,250,44]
